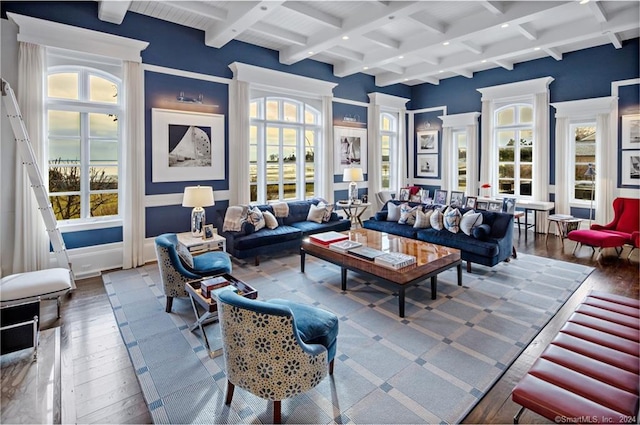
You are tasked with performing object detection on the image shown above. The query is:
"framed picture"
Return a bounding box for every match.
[203,224,215,240]
[420,190,431,204]
[152,108,225,182]
[621,150,640,186]
[410,194,422,203]
[502,197,517,214]
[335,126,367,175]
[433,189,448,205]
[361,194,368,203]
[399,187,411,201]
[476,201,488,210]
[416,154,438,178]
[488,201,502,212]
[417,130,439,154]
[465,196,477,209]
[622,114,640,149]
[450,191,464,207]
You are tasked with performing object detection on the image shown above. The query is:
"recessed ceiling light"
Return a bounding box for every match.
[363,66,369,70]
[398,55,404,59]
[443,41,450,46]
[534,47,541,51]
[308,51,314,55]
[481,59,487,63]
[579,0,589,4]
[439,70,444,73]
[342,36,349,40]
[404,78,408,81]
[501,24,509,28]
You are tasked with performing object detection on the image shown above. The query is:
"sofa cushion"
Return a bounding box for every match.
[414,209,433,229]
[283,200,316,225]
[473,224,491,241]
[430,208,444,230]
[307,203,326,224]
[263,210,279,229]
[318,202,334,222]
[444,207,462,233]
[399,204,418,225]
[387,202,402,221]
[176,242,194,268]
[460,210,483,236]
[271,202,289,218]
[234,226,302,250]
[247,206,266,231]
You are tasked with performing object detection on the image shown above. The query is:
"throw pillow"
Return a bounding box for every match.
[247,206,266,231]
[460,210,483,236]
[430,208,444,230]
[444,207,462,233]
[472,224,492,241]
[414,209,433,229]
[387,202,401,222]
[271,202,289,218]
[176,242,194,268]
[222,205,247,232]
[263,210,279,229]
[398,204,418,225]
[307,203,326,224]
[317,202,334,223]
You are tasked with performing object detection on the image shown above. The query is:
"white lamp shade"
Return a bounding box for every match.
[182,186,215,207]
[343,167,364,182]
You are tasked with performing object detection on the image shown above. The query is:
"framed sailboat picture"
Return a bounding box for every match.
[152,108,225,182]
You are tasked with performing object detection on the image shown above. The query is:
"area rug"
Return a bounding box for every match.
[103,253,593,424]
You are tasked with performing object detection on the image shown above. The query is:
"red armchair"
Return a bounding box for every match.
[589,197,639,259]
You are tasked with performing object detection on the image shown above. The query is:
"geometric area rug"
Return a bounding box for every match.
[103,252,593,424]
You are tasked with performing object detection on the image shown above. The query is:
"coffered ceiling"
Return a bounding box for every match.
[97,1,640,86]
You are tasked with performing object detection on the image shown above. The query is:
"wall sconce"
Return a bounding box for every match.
[417,121,432,131]
[177,91,203,104]
[343,114,361,123]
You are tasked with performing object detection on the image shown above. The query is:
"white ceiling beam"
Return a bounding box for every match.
[250,22,307,46]
[205,1,284,48]
[413,54,440,66]
[420,77,440,85]
[607,32,622,49]
[326,46,364,62]
[364,31,400,49]
[480,1,505,15]
[408,13,445,34]
[379,63,404,74]
[544,47,563,60]
[280,1,429,65]
[516,22,538,40]
[336,1,569,77]
[281,2,342,29]
[98,0,131,24]
[456,69,474,78]
[494,59,514,70]
[587,1,608,23]
[460,40,483,55]
[166,1,227,21]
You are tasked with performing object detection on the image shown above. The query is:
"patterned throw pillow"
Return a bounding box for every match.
[317,202,334,222]
[307,203,326,224]
[386,202,402,222]
[430,208,444,230]
[444,207,462,233]
[414,209,433,229]
[263,210,279,229]
[460,210,483,236]
[176,242,194,268]
[398,204,418,225]
[247,206,266,231]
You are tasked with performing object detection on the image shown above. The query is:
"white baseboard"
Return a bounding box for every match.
[52,242,124,279]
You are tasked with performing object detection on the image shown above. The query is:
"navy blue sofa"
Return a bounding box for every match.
[363,200,514,272]
[214,199,351,265]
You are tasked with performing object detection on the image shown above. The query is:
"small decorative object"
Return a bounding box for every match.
[480,183,491,198]
[361,194,368,203]
[476,201,488,210]
[450,191,464,208]
[417,130,439,154]
[488,201,502,212]
[343,167,364,203]
[621,114,640,149]
[416,154,438,178]
[420,189,431,204]
[584,163,596,226]
[465,196,477,209]
[410,194,421,203]
[203,224,215,240]
[399,188,410,201]
[502,197,517,214]
[621,151,639,187]
[434,189,448,205]
[335,126,367,174]
[183,186,215,237]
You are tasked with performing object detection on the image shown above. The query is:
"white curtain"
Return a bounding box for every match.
[229,80,250,205]
[466,123,479,197]
[441,127,455,190]
[319,96,334,202]
[397,108,408,188]
[12,42,48,273]
[554,117,570,215]
[479,100,493,196]
[533,91,550,202]
[595,112,614,224]
[389,109,406,191]
[368,104,383,209]
[122,61,145,269]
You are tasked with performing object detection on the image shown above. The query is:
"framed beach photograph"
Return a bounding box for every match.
[335,126,367,175]
[476,201,488,210]
[622,114,640,149]
[502,197,517,214]
[152,108,225,183]
[488,201,502,212]
[465,196,477,209]
[621,150,640,186]
[416,154,438,178]
[417,130,439,154]
[433,189,448,205]
[399,187,411,201]
[450,191,465,208]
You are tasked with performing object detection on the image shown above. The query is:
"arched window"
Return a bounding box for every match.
[380,112,398,190]
[47,66,122,221]
[495,103,533,197]
[250,97,321,202]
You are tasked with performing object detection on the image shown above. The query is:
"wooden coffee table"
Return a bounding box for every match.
[185,273,257,357]
[300,229,462,317]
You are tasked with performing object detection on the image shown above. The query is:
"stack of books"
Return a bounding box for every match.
[309,231,349,245]
[374,252,416,270]
[348,246,385,261]
[329,240,362,253]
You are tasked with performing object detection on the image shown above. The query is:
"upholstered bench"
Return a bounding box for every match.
[512,291,639,424]
[567,229,627,259]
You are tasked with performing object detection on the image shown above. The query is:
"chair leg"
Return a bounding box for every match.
[628,246,636,260]
[466,261,472,273]
[273,400,281,424]
[572,242,580,255]
[165,296,174,313]
[329,359,334,375]
[225,381,234,405]
[254,256,260,266]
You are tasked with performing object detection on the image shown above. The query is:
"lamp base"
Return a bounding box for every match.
[191,207,206,237]
[349,181,358,203]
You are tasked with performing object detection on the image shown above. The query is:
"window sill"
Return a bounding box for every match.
[58,217,123,233]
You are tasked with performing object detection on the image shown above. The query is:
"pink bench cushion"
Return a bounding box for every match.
[567,229,628,248]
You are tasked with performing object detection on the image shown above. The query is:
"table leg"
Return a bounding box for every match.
[524,209,529,240]
[457,263,462,286]
[300,248,306,273]
[398,286,405,318]
[431,276,437,300]
[545,220,552,245]
[341,267,347,291]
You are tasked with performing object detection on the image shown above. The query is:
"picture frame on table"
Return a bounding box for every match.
[417,130,439,154]
[621,114,640,149]
[420,190,431,204]
[488,201,502,212]
[416,154,438,178]
[465,196,477,209]
[152,108,225,182]
[502,197,517,214]
[335,126,367,175]
[203,224,215,240]
[361,195,368,203]
[433,189,448,205]
[399,187,411,201]
[450,191,465,208]
[476,201,488,210]
[620,150,640,186]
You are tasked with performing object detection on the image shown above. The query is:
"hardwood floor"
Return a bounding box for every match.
[13,230,640,424]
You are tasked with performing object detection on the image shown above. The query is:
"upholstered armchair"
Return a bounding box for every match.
[154,233,232,312]
[217,291,338,424]
[591,197,639,258]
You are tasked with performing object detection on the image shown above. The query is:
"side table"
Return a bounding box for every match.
[546,215,582,247]
[177,231,226,253]
[336,201,371,228]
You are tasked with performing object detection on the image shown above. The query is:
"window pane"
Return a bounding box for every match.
[250,101,260,119]
[250,184,258,203]
[266,184,279,201]
[50,195,81,220]
[520,147,533,162]
[519,106,533,123]
[90,166,118,190]
[89,113,118,138]
[90,140,118,163]
[89,75,117,103]
[266,127,279,146]
[497,130,516,147]
[250,145,257,163]
[283,183,296,200]
[283,102,298,122]
[381,116,390,131]
[266,100,279,120]
[381,162,390,189]
[283,163,296,181]
[575,183,594,201]
[283,128,297,147]
[49,110,80,137]
[48,73,78,100]
[381,135,390,150]
[498,179,514,194]
[49,139,80,162]
[304,109,316,124]
[304,130,315,162]
[499,147,514,162]
[520,181,532,196]
[520,129,533,146]
[49,165,80,192]
[520,164,532,179]
[497,107,515,126]
[283,147,296,162]
[250,125,258,143]
[90,193,118,217]
[266,146,279,164]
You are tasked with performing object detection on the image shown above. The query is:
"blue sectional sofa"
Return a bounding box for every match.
[363,200,514,272]
[214,199,351,265]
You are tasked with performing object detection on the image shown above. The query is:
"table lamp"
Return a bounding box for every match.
[584,163,595,226]
[343,167,364,204]
[182,186,215,236]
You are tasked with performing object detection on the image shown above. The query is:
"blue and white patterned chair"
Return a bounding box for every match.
[154,233,232,313]
[217,291,338,424]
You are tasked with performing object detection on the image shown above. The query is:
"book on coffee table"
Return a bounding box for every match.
[374,252,416,270]
[309,231,349,245]
[349,246,385,261]
[329,240,362,253]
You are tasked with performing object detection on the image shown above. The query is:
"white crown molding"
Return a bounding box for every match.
[477,76,554,100]
[229,62,337,97]
[7,12,148,62]
[143,64,231,85]
[439,112,481,128]
[551,96,618,118]
[368,92,410,109]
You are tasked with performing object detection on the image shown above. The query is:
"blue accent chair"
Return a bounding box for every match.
[154,233,232,313]
[217,291,338,424]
